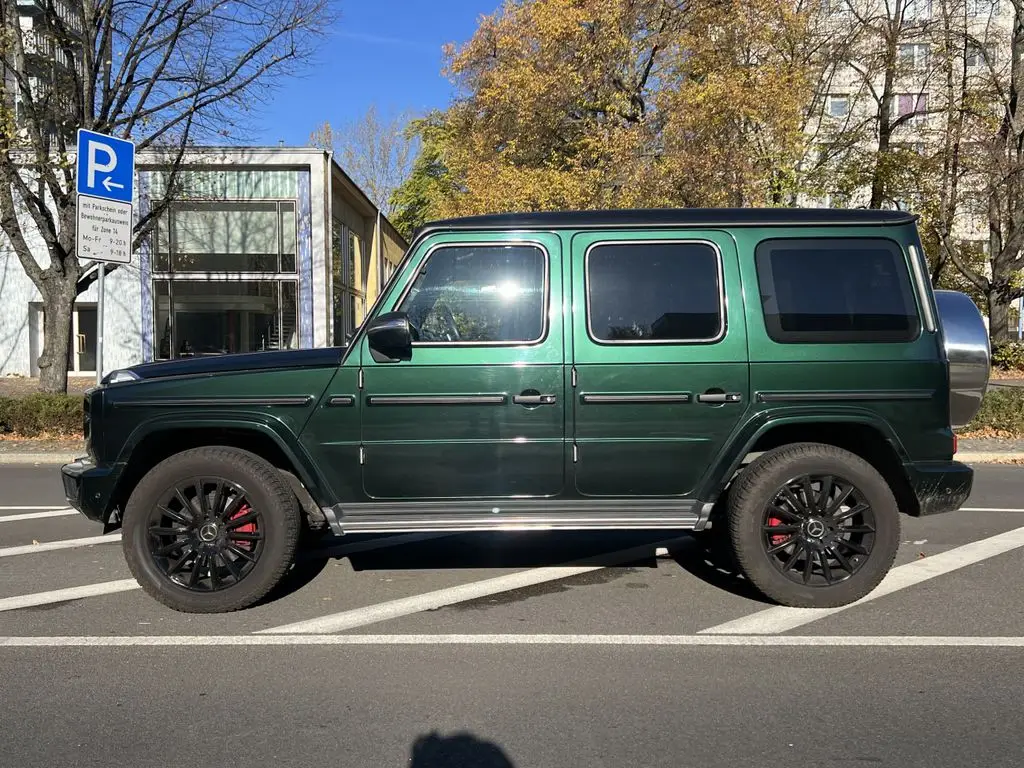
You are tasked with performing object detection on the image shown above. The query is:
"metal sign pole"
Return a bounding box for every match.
[96,264,105,386]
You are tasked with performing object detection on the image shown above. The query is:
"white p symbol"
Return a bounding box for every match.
[87,140,117,188]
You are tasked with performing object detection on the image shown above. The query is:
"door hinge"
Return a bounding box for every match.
[572,443,578,463]
[571,366,577,388]
[358,368,364,389]
[359,445,365,465]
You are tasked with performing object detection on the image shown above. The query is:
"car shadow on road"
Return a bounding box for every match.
[410,731,515,768]
[255,528,772,606]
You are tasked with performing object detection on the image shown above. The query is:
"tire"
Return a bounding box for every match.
[727,442,900,608]
[122,446,301,613]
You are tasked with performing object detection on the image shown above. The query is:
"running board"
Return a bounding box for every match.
[323,499,711,535]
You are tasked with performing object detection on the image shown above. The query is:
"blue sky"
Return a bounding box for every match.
[252,0,497,146]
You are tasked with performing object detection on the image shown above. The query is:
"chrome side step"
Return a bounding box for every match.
[322,499,711,535]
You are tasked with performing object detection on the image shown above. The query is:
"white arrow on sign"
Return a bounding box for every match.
[101,177,124,192]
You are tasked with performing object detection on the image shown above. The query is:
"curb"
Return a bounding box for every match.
[0,453,80,465]
[957,451,1024,463]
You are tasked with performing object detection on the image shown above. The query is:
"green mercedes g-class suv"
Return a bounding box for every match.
[61,208,990,614]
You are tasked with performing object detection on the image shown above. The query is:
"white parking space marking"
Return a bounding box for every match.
[3,634,1024,648]
[0,579,141,613]
[0,509,77,523]
[700,524,1024,635]
[0,534,121,558]
[0,532,453,613]
[0,506,71,511]
[961,507,1024,513]
[260,537,688,635]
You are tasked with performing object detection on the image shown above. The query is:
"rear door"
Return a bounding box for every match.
[570,231,749,497]
[359,232,566,500]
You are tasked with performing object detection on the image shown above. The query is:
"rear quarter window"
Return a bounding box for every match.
[755,238,921,344]
[586,240,723,343]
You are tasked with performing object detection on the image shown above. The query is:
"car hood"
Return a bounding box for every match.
[122,347,346,381]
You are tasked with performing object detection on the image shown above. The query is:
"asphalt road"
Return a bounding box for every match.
[2,463,1023,767]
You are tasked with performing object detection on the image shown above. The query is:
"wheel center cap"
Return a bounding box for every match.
[198,522,219,542]
[805,519,826,539]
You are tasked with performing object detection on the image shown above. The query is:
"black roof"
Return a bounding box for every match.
[418,207,916,236]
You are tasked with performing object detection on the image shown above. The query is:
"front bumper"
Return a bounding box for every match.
[904,460,973,516]
[61,458,120,524]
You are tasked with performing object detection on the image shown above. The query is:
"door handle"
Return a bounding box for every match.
[697,392,742,404]
[513,394,557,406]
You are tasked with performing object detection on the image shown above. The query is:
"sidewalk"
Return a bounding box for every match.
[0,438,1021,465]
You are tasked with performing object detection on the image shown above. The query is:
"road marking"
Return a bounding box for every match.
[0,579,141,613]
[700,524,1024,635]
[2,634,1024,648]
[259,537,686,635]
[0,534,121,558]
[0,506,71,511]
[961,507,1024,513]
[0,532,454,613]
[0,509,77,523]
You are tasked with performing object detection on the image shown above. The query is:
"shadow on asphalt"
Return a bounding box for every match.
[255,528,772,606]
[410,731,515,767]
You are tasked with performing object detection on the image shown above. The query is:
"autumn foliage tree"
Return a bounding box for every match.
[393,0,821,226]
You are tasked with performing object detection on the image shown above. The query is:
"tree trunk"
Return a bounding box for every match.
[989,288,1012,343]
[37,278,77,394]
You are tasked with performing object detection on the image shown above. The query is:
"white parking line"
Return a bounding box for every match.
[961,507,1024,512]
[700,524,1024,635]
[0,534,121,558]
[0,509,77,523]
[259,537,687,635]
[2,634,1024,648]
[0,532,455,613]
[0,579,141,613]
[0,506,70,510]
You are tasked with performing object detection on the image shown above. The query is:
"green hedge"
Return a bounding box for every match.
[0,394,83,438]
[992,341,1024,372]
[960,387,1024,437]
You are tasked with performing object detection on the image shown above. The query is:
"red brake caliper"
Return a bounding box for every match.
[768,516,790,547]
[228,503,257,551]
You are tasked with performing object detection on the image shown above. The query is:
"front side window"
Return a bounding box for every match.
[755,238,921,344]
[398,244,547,344]
[586,241,723,343]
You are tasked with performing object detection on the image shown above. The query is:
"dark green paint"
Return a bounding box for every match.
[64,216,968,528]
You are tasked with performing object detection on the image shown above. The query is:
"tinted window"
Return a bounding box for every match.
[755,238,920,343]
[587,242,722,342]
[398,244,546,343]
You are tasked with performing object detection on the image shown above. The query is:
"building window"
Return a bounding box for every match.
[821,0,852,16]
[755,238,921,344]
[966,0,998,17]
[154,280,298,358]
[899,43,930,70]
[826,95,850,118]
[154,201,297,273]
[151,199,300,360]
[586,241,723,343]
[897,93,928,124]
[966,43,989,69]
[904,0,932,20]
[331,221,366,345]
[398,244,548,344]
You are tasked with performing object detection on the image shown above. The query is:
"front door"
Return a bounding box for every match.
[570,231,749,497]
[360,233,566,500]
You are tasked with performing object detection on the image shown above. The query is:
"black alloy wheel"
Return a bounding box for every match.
[761,474,876,587]
[146,478,264,592]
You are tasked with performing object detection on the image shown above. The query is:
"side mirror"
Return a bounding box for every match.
[366,311,415,362]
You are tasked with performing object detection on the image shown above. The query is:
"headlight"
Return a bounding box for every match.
[102,369,141,385]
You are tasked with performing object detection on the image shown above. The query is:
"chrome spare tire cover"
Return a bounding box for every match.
[935,289,991,428]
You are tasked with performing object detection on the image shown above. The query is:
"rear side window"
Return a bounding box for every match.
[755,238,921,343]
[586,241,723,343]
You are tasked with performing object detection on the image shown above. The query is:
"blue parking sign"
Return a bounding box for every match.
[76,129,135,204]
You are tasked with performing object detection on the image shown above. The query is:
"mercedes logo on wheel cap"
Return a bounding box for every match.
[198,522,219,542]
[805,519,826,539]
